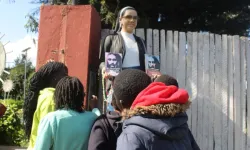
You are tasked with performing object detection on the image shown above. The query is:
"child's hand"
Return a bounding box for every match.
[47,59,55,63]
[102,67,114,80]
[90,95,98,110]
[151,74,161,81]
[104,72,113,79]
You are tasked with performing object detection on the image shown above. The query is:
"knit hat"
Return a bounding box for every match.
[113,69,151,110]
[131,82,189,109]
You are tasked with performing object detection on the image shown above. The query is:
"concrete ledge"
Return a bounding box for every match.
[0,146,26,150]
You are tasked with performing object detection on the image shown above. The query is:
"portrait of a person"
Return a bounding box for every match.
[106,53,122,69]
[148,56,160,70]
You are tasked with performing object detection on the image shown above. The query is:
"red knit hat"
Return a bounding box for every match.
[131,82,189,109]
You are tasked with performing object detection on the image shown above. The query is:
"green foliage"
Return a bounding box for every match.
[9,56,35,100]
[25,15,39,33]
[0,100,28,147]
[1,99,24,108]
[0,55,35,100]
[24,0,250,36]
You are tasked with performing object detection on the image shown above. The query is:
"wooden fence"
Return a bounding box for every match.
[101,29,250,150]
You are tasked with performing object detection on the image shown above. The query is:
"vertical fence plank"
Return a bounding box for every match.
[136,28,145,40]
[214,34,222,150]
[197,33,204,148]
[191,32,198,140]
[173,31,179,77]
[177,32,186,88]
[146,29,153,55]
[166,31,173,75]
[186,32,193,127]
[153,29,160,56]
[221,35,228,150]
[240,37,247,150]
[246,38,250,150]
[227,36,234,150]
[202,33,210,150]
[209,33,215,150]
[233,35,241,150]
[160,29,167,74]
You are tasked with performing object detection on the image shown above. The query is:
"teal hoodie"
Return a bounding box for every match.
[34,109,97,150]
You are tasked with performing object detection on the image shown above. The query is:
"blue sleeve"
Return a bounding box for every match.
[34,116,53,150]
[116,132,146,150]
[92,108,101,116]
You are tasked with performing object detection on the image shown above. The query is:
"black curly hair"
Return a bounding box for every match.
[154,74,179,88]
[23,62,68,138]
[113,69,151,110]
[54,76,85,112]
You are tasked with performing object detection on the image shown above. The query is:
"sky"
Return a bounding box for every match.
[0,0,40,67]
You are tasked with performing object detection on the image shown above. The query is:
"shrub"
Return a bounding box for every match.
[1,99,24,109]
[0,99,28,147]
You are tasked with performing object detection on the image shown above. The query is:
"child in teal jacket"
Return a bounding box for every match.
[34,76,97,150]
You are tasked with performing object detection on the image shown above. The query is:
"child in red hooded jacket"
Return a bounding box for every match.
[117,74,200,150]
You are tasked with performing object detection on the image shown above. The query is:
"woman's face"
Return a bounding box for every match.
[120,9,138,33]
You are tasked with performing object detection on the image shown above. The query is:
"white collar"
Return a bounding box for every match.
[121,31,134,37]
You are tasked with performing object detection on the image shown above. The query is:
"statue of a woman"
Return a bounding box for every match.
[99,6,147,111]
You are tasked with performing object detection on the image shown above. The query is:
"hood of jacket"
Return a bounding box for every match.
[123,113,189,140]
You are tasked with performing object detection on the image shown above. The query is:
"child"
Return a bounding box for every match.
[117,76,200,150]
[88,69,151,150]
[23,62,68,149]
[35,76,97,150]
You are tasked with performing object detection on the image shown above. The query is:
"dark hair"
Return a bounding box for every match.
[23,62,68,138]
[114,6,136,32]
[111,93,120,111]
[106,53,122,68]
[54,76,84,112]
[113,69,151,110]
[154,74,179,88]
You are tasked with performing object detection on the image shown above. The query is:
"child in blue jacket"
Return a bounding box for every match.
[35,76,97,150]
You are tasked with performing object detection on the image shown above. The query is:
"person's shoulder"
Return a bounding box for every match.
[104,33,118,41]
[39,111,57,123]
[37,88,55,103]
[122,119,154,139]
[92,114,108,127]
[81,111,98,119]
[133,34,146,45]
[117,128,144,147]
[133,34,143,40]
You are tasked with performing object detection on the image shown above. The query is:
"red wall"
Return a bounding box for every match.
[36,5,101,106]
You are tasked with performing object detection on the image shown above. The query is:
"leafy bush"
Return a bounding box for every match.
[0,99,28,147]
[1,99,24,109]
